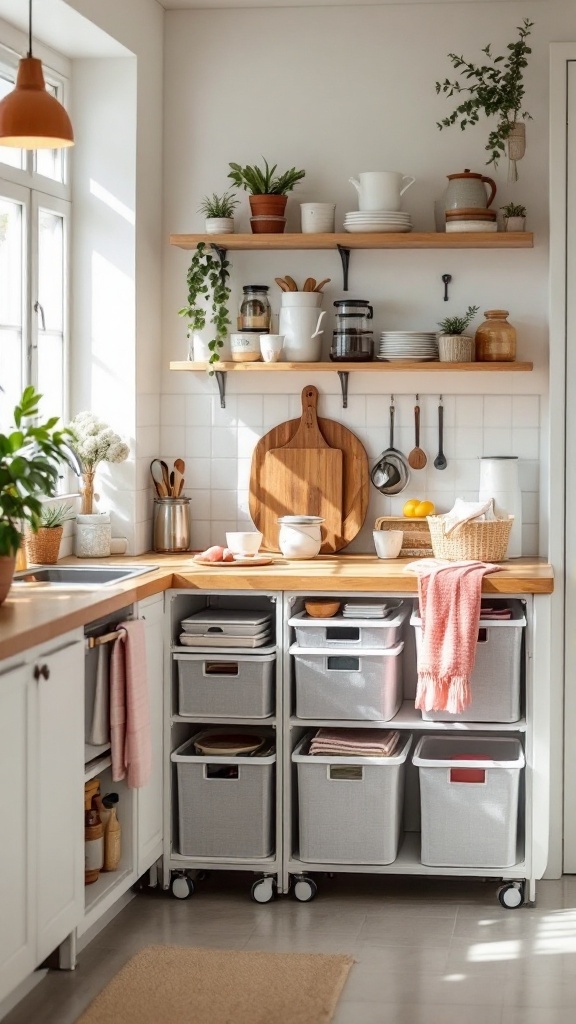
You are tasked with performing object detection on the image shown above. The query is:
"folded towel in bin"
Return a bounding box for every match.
[309,728,400,757]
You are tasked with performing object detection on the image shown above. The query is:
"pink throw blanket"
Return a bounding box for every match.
[413,560,500,714]
[110,620,152,788]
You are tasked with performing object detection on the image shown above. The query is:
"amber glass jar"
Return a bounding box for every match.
[475,310,516,362]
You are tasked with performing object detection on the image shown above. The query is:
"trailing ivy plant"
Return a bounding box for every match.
[178,242,231,370]
[435,18,533,170]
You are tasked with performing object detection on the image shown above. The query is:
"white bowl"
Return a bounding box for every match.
[225,531,263,556]
[445,221,498,233]
[373,530,403,559]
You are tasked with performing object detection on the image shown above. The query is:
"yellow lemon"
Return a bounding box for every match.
[414,500,435,517]
[402,499,421,518]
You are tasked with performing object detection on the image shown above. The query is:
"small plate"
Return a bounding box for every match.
[193,555,275,567]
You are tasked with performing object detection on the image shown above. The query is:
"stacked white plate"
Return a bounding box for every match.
[343,210,412,233]
[377,331,439,362]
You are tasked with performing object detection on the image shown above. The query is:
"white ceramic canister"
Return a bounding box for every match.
[300,203,336,233]
[277,515,324,558]
[278,292,325,362]
[478,456,522,558]
[229,331,262,362]
[75,512,112,558]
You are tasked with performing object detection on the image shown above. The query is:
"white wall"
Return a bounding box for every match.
[162,0,565,554]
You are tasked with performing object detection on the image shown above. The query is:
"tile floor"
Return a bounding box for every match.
[4,873,576,1024]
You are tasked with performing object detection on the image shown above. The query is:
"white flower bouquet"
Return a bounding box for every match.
[68,412,129,514]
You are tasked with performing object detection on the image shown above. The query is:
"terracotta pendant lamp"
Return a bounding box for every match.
[0,0,74,149]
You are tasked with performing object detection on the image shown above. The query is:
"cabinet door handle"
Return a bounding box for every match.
[33,663,50,681]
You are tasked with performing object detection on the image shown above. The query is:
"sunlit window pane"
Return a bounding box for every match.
[38,209,64,332]
[35,84,64,182]
[0,327,23,433]
[0,72,24,169]
[0,197,23,326]
[37,330,64,425]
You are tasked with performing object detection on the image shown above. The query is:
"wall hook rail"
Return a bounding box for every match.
[337,244,351,291]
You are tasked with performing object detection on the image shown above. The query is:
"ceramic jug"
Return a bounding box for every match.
[279,293,326,361]
[444,169,497,211]
[349,171,416,212]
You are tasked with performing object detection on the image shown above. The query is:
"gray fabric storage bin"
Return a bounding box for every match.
[293,733,411,864]
[411,599,525,722]
[289,601,408,650]
[290,642,403,721]
[413,735,524,868]
[172,738,275,858]
[176,651,275,718]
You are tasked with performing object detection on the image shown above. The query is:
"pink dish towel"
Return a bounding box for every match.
[110,620,152,788]
[413,560,500,714]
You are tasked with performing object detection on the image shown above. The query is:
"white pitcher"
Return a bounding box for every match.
[279,295,326,361]
[349,171,416,212]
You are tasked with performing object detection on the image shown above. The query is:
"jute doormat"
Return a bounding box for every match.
[76,944,354,1024]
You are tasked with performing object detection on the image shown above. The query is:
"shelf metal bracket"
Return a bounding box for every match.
[210,244,228,285]
[337,370,349,409]
[337,244,351,291]
[214,369,227,408]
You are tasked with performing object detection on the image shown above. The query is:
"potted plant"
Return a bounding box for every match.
[0,386,76,603]
[178,241,231,367]
[228,158,306,233]
[198,190,239,235]
[436,305,480,362]
[500,202,527,232]
[435,18,533,181]
[25,502,75,566]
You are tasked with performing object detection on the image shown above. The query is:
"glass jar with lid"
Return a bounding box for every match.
[330,298,374,362]
[239,285,271,331]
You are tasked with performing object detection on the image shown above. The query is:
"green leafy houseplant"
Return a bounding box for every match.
[38,503,75,528]
[501,202,526,218]
[437,305,480,336]
[178,242,231,369]
[227,159,305,196]
[0,387,76,595]
[436,18,533,179]
[198,191,239,219]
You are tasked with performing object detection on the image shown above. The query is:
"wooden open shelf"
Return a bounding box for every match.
[170,360,533,373]
[170,231,534,251]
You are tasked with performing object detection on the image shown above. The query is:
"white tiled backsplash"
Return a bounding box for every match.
[141,391,541,556]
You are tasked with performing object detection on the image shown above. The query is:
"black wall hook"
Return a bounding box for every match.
[442,274,452,301]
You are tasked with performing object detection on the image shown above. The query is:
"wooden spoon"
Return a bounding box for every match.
[150,459,169,497]
[408,404,427,470]
[303,277,316,292]
[275,277,290,292]
[173,458,185,496]
[284,275,298,291]
[314,278,331,292]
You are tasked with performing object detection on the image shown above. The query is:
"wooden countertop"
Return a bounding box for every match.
[0,553,554,662]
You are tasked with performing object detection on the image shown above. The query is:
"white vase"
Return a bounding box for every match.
[478,456,522,558]
[75,513,112,558]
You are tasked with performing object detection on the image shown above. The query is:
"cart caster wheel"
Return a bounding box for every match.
[196,871,209,882]
[293,878,317,902]
[251,878,276,904]
[171,875,194,900]
[497,882,524,909]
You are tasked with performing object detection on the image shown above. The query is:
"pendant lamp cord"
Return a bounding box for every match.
[28,0,32,58]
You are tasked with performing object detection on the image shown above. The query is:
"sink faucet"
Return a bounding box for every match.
[60,441,84,478]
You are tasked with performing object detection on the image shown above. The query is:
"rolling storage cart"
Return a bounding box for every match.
[283,591,550,908]
[163,590,283,903]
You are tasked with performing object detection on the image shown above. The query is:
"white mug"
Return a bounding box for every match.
[260,334,284,362]
[229,331,261,362]
[373,530,403,558]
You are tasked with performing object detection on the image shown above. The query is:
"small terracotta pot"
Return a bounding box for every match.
[249,194,287,220]
[26,526,63,565]
[250,216,287,234]
[0,555,16,605]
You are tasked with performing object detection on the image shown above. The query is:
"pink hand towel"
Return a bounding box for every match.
[413,560,500,714]
[110,619,152,788]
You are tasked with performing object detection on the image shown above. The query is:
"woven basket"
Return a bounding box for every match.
[427,515,513,562]
[374,516,432,557]
[25,526,63,565]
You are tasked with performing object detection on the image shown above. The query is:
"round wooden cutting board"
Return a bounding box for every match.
[249,388,369,553]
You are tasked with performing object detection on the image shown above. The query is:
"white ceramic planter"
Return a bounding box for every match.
[205,217,234,234]
[504,216,526,232]
[438,334,474,362]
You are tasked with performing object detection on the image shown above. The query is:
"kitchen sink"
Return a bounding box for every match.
[13,565,158,587]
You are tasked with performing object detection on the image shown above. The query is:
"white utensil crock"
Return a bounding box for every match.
[279,293,326,361]
[479,456,522,558]
[349,171,416,212]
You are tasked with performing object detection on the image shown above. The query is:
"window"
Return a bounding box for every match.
[0,46,71,440]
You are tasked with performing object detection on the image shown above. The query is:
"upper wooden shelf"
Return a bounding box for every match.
[170,231,534,251]
[171,361,533,373]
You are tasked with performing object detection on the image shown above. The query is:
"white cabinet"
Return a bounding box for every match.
[0,633,84,1004]
[0,658,35,1004]
[137,594,164,874]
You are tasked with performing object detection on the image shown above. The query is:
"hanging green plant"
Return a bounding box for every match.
[178,242,231,371]
[435,18,533,180]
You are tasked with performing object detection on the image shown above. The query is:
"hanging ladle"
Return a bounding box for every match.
[370,401,411,495]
